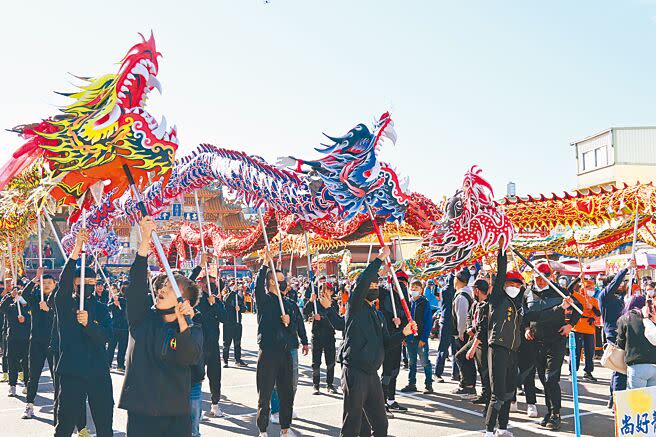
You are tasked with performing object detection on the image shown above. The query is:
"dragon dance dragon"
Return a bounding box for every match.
[0,33,178,217]
[61,112,410,256]
[423,166,515,273]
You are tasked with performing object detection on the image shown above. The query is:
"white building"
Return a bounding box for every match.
[571,127,656,189]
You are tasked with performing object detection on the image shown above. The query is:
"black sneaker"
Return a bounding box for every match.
[403,361,409,369]
[387,401,408,412]
[423,385,434,394]
[400,384,417,393]
[583,372,597,382]
[451,386,476,395]
[607,398,614,409]
[385,404,395,418]
[540,413,551,427]
[471,396,489,405]
[236,361,248,367]
[313,385,320,395]
[223,362,229,368]
[535,387,543,394]
[545,414,561,431]
[434,376,445,383]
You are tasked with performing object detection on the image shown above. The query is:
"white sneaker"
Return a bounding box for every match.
[22,386,27,395]
[270,412,280,424]
[526,403,538,418]
[8,385,16,397]
[484,432,495,437]
[509,401,518,412]
[259,433,267,437]
[495,429,514,437]
[206,403,224,418]
[22,403,33,419]
[282,429,299,437]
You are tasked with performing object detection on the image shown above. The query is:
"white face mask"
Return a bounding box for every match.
[596,280,603,288]
[648,289,655,298]
[411,290,420,299]
[505,286,521,298]
[558,279,567,287]
[586,289,596,297]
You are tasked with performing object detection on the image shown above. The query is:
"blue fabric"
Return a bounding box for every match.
[606,335,627,403]
[574,332,595,374]
[407,337,432,386]
[190,382,202,437]
[627,363,656,389]
[270,348,299,415]
[434,321,458,378]
[409,296,433,343]
[424,286,440,312]
[598,268,628,338]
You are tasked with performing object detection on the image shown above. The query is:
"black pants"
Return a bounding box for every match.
[26,340,53,403]
[55,372,113,437]
[312,334,336,388]
[127,411,191,437]
[1,327,7,373]
[485,345,517,432]
[256,348,294,432]
[7,337,28,386]
[518,338,546,405]
[107,329,128,369]
[222,323,242,363]
[381,342,401,402]
[475,345,490,401]
[205,346,222,404]
[341,366,388,437]
[537,337,566,415]
[454,337,477,387]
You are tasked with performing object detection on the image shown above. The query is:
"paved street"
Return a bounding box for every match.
[0,313,615,436]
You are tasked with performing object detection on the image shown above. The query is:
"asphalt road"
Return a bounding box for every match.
[0,313,616,436]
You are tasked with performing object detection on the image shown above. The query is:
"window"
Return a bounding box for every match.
[595,146,608,167]
[581,145,609,172]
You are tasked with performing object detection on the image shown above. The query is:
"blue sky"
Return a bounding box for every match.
[2,1,656,200]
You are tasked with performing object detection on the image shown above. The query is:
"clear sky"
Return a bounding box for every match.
[2,0,656,200]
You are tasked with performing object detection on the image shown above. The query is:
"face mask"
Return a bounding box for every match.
[278,281,288,292]
[505,286,521,298]
[596,280,603,288]
[648,289,655,298]
[411,290,420,299]
[156,307,176,316]
[558,279,567,287]
[586,289,595,297]
[366,287,380,302]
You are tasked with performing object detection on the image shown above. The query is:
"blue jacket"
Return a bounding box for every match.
[598,268,628,339]
[424,286,440,312]
[409,295,432,343]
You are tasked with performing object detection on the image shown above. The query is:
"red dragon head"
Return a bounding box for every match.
[424,166,514,273]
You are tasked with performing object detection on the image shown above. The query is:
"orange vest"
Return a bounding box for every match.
[572,291,599,335]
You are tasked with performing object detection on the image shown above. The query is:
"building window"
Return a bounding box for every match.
[595,146,608,167]
[581,145,608,172]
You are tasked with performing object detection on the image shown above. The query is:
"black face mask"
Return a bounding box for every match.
[366,286,380,302]
[156,307,176,316]
[278,281,288,292]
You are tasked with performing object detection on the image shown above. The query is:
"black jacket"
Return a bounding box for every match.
[487,250,524,352]
[224,291,246,325]
[108,296,128,331]
[0,294,31,341]
[118,255,203,417]
[617,310,656,366]
[254,265,304,353]
[303,297,337,339]
[24,282,55,344]
[379,281,409,335]
[190,311,205,385]
[337,259,404,375]
[196,292,226,355]
[286,296,308,350]
[54,259,112,378]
